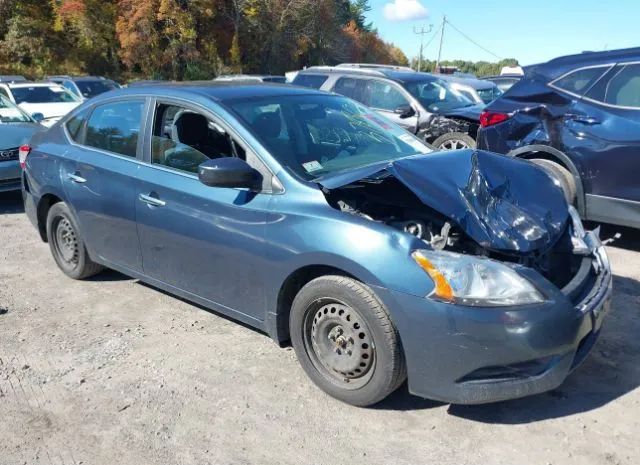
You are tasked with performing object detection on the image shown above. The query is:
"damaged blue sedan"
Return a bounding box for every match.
[21,83,612,406]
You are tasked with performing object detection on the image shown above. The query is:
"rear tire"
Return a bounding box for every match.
[433,132,477,151]
[290,275,406,407]
[530,158,577,205]
[46,202,103,280]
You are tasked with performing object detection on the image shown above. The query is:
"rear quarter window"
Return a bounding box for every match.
[65,108,91,142]
[292,74,329,89]
[551,66,609,95]
[585,63,640,108]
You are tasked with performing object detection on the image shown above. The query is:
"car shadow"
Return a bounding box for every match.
[86,269,133,282]
[0,191,24,214]
[447,273,640,424]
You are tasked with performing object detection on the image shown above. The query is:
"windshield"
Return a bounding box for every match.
[0,95,32,123]
[76,80,118,98]
[477,86,503,104]
[404,79,474,112]
[228,94,432,179]
[11,86,80,104]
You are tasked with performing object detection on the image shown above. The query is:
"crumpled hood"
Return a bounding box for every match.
[0,122,43,149]
[318,150,569,253]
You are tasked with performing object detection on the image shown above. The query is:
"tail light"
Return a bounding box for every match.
[18,144,31,169]
[480,111,510,128]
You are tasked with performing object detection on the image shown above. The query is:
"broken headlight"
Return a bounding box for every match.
[412,250,544,306]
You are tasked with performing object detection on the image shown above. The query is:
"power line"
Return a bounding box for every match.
[444,18,502,61]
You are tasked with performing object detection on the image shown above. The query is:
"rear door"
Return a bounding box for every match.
[63,98,147,272]
[557,63,640,204]
[134,99,274,321]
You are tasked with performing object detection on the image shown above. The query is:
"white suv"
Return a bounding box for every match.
[0,81,81,127]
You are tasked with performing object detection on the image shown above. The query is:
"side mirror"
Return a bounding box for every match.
[31,112,45,123]
[394,105,416,119]
[198,157,261,189]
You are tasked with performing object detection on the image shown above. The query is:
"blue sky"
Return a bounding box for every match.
[366,0,640,65]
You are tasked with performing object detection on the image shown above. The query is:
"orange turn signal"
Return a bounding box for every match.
[412,252,454,301]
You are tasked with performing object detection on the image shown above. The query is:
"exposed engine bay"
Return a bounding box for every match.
[323,175,583,290]
[418,116,479,144]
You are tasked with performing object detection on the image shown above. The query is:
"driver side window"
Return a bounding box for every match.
[363,80,408,112]
[151,103,245,174]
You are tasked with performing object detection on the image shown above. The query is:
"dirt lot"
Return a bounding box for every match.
[1,190,639,465]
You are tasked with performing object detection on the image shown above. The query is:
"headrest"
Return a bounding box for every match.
[173,111,209,145]
[252,111,281,140]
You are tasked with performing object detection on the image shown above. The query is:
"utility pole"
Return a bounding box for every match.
[435,15,446,73]
[413,24,433,72]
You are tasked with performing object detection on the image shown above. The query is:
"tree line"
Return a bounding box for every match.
[411,58,521,77]
[0,0,410,80]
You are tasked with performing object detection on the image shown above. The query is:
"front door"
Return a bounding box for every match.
[135,101,273,321]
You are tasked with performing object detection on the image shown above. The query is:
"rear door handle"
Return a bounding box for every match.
[139,193,166,207]
[566,114,601,125]
[68,173,87,184]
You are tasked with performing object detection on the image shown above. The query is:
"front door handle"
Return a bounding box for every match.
[68,173,87,184]
[139,193,166,207]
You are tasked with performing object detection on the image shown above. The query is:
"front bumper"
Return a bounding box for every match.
[0,160,21,192]
[376,238,612,404]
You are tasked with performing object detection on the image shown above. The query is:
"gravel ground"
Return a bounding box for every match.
[1,190,639,465]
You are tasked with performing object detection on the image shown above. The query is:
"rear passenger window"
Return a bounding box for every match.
[85,100,143,157]
[586,64,640,108]
[362,80,409,112]
[333,78,362,101]
[292,74,329,89]
[552,67,608,95]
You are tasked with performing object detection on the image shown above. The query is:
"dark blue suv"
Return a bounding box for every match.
[478,47,640,229]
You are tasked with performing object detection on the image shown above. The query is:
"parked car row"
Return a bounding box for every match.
[292,66,485,150]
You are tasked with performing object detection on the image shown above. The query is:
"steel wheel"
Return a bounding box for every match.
[304,300,376,390]
[52,216,79,266]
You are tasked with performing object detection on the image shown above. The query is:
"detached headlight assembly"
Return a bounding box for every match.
[412,250,544,307]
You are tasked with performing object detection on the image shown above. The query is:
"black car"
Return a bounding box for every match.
[478,47,640,229]
[293,66,484,151]
[47,75,120,101]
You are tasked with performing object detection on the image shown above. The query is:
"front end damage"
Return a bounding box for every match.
[318,149,612,403]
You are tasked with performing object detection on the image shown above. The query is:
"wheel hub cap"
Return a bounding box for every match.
[440,139,470,150]
[56,218,78,264]
[310,303,374,380]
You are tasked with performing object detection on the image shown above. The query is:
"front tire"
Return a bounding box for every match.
[290,275,406,407]
[46,202,103,280]
[433,132,477,151]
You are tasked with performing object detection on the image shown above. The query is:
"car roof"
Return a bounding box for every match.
[91,81,327,103]
[49,75,111,82]
[529,46,640,80]
[436,75,496,89]
[298,66,439,84]
[6,82,64,88]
